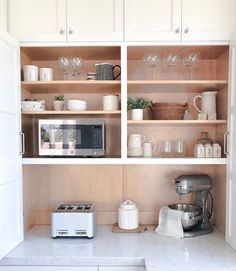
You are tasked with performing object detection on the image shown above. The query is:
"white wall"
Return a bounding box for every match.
[0,0,7,31]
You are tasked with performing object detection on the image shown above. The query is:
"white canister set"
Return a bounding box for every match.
[194,143,221,158]
[23,65,53,81]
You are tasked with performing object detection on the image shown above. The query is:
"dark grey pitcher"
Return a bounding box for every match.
[95,63,121,80]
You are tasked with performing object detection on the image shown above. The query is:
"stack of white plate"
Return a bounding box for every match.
[127,147,143,157]
[67,99,87,111]
[87,73,98,80]
[21,100,45,111]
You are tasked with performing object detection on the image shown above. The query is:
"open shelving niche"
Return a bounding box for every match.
[20,45,229,165]
[127,45,229,164]
[21,46,122,161]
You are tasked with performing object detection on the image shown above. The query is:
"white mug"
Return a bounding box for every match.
[128,134,145,148]
[143,142,156,157]
[103,95,119,111]
[193,91,217,114]
[23,65,38,81]
[39,68,53,81]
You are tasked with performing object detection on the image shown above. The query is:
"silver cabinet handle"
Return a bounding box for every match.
[175,27,180,34]
[68,28,74,35]
[224,131,229,155]
[184,27,190,34]
[19,132,25,155]
[59,28,65,35]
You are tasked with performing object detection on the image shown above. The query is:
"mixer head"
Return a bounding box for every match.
[174,174,212,194]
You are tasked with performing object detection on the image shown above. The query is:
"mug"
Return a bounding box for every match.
[143,142,156,157]
[103,95,119,111]
[23,65,38,81]
[39,68,53,81]
[193,91,217,114]
[95,63,121,80]
[128,134,145,148]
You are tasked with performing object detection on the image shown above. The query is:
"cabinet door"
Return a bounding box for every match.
[124,0,181,41]
[67,0,123,42]
[8,0,67,42]
[99,267,145,271]
[0,0,7,31]
[226,44,236,250]
[182,0,230,41]
[0,31,23,260]
[0,266,98,271]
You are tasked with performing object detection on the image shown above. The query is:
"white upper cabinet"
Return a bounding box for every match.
[67,0,123,42]
[8,0,67,42]
[8,0,123,42]
[182,0,230,41]
[125,0,182,41]
[124,0,231,42]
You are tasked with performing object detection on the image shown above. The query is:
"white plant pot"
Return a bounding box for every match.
[53,100,64,111]
[131,109,143,120]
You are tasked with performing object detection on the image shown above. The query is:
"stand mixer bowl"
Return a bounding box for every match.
[168,203,202,230]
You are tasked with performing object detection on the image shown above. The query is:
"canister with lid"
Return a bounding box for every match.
[118,200,139,230]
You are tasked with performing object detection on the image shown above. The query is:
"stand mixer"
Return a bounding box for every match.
[171,174,213,237]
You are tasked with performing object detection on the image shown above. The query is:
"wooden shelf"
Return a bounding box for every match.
[126,158,227,165]
[22,157,227,165]
[128,120,227,126]
[127,80,228,93]
[21,80,121,93]
[22,110,121,115]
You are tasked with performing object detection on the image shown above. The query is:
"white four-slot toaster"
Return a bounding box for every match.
[51,203,96,238]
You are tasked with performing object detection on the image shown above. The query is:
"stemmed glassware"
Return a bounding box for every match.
[162,53,181,79]
[58,57,83,80]
[143,52,160,79]
[182,51,200,79]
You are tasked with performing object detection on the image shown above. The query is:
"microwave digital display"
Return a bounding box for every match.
[39,120,105,157]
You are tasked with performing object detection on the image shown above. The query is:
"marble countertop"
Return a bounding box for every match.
[1,225,236,270]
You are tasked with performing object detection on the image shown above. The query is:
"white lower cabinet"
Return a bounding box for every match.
[0,267,98,271]
[99,267,145,271]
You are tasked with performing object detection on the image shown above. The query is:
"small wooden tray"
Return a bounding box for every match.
[112,223,156,233]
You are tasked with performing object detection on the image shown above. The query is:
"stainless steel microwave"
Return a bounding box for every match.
[39,119,105,157]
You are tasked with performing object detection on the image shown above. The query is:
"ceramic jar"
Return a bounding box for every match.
[118,200,139,230]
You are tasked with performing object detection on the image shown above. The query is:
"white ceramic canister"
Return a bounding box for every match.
[118,200,139,230]
[23,65,38,81]
[103,95,119,111]
[194,143,205,158]
[39,68,53,81]
[128,134,145,148]
[213,143,222,158]
[205,143,213,158]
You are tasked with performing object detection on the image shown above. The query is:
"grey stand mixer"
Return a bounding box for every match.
[171,174,213,238]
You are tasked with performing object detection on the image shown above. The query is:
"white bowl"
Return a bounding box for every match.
[67,100,87,111]
[127,147,143,157]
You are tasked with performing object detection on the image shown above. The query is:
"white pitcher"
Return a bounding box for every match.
[193,91,217,114]
[128,134,145,148]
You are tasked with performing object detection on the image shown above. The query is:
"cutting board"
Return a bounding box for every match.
[112,223,156,233]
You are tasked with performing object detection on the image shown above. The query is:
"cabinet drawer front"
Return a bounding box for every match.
[8,0,67,42]
[67,0,123,41]
[0,266,98,271]
[124,0,181,41]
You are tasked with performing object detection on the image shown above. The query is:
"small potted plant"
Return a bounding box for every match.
[53,94,64,111]
[127,97,151,120]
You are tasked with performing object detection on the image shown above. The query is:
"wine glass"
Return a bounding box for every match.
[58,57,70,80]
[162,53,181,79]
[143,52,160,79]
[182,51,200,79]
[70,57,83,79]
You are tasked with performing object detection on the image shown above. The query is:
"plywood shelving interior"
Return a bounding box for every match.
[21,46,121,160]
[22,45,229,238]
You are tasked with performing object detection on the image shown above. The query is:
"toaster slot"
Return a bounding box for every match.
[74,230,87,236]
[57,230,69,236]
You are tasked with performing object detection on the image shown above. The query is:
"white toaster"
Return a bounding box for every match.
[51,203,96,238]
